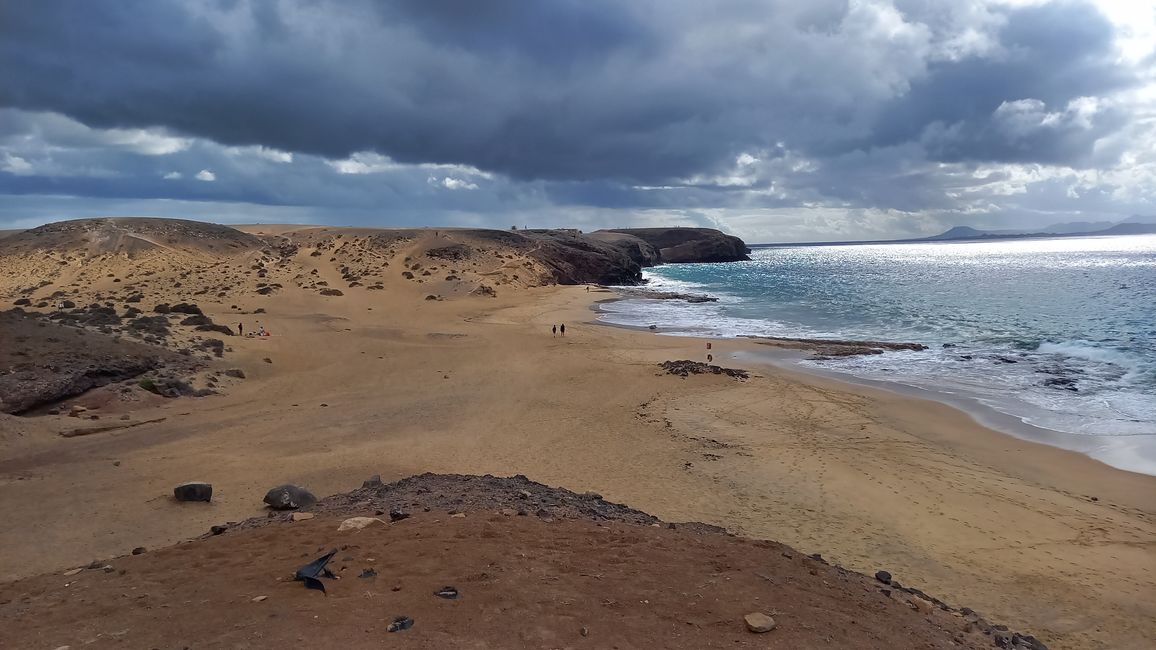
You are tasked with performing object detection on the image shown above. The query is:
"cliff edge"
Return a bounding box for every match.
[598,227,751,263]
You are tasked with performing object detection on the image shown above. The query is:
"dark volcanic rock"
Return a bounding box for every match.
[602,228,750,263]
[174,482,213,502]
[170,303,203,316]
[521,230,649,285]
[0,310,181,414]
[263,484,317,510]
[1043,377,1078,391]
[660,360,749,379]
[179,315,213,327]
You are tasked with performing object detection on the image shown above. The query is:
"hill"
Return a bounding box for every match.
[0,473,1045,650]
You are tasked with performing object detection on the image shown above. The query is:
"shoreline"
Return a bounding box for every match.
[590,289,1156,478]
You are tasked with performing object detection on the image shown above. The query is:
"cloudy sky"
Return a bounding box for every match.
[2,0,1154,243]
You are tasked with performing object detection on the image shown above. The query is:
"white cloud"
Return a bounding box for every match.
[993,97,1104,136]
[328,151,494,178]
[163,171,182,179]
[225,145,293,162]
[103,128,192,155]
[328,151,397,174]
[433,176,479,190]
[195,169,216,181]
[1,153,33,175]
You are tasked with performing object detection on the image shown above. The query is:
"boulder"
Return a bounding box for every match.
[875,570,892,584]
[263,484,316,510]
[173,482,213,502]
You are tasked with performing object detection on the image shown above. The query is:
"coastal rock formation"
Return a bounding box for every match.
[600,227,751,263]
[660,360,750,379]
[615,287,719,302]
[741,335,928,358]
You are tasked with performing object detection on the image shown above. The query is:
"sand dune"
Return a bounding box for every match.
[1,219,1153,649]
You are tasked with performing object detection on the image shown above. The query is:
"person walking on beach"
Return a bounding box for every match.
[552,324,557,337]
[238,322,243,336]
[560,323,566,337]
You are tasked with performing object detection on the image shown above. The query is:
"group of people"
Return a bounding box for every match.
[551,323,566,337]
[237,322,268,337]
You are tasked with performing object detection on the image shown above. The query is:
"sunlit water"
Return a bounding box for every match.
[599,235,1156,475]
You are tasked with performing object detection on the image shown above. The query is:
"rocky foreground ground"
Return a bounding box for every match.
[0,474,1045,650]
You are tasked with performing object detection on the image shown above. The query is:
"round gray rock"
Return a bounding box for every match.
[263,484,316,510]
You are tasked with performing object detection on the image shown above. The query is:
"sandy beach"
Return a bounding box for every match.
[1,224,1154,650]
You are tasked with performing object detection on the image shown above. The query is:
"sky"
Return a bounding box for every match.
[1,0,1154,243]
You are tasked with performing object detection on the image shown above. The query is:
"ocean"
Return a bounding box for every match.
[599,235,1156,476]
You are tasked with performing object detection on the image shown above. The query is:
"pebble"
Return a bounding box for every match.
[62,568,82,576]
[131,547,146,555]
[744,612,777,633]
[387,616,414,633]
[291,512,315,522]
[450,512,467,518]
[337,516,385,532]
[251,595,268,602]
[875,570,892,584]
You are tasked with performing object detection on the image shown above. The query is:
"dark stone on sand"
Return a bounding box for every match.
[131,547,146,555]
[179,315,213,327]
[362,475,383,488]
[224,368,245,379]
[13,298,31,306]
[660,360,748,379]
[263,484,317,510]
[387,616,414,632]
[875,570,892,584]
[389,509,410,522]
[170,303,203,315]
[210,524,228,535]
[174,481,213,502]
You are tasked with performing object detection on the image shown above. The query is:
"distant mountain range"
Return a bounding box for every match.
[922,216,1156,242]
[752,215,1156,248]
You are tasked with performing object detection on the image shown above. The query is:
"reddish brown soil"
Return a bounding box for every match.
[1,511,1006,649]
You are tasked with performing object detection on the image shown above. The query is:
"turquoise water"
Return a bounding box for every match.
[599,235,1156,475]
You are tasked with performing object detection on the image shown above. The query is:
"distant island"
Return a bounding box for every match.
[754,215,1156,248]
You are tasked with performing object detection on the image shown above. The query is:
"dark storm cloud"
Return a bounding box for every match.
[867,1,1131,165]
[1,0,1152,241]
[5,0,1134,187]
